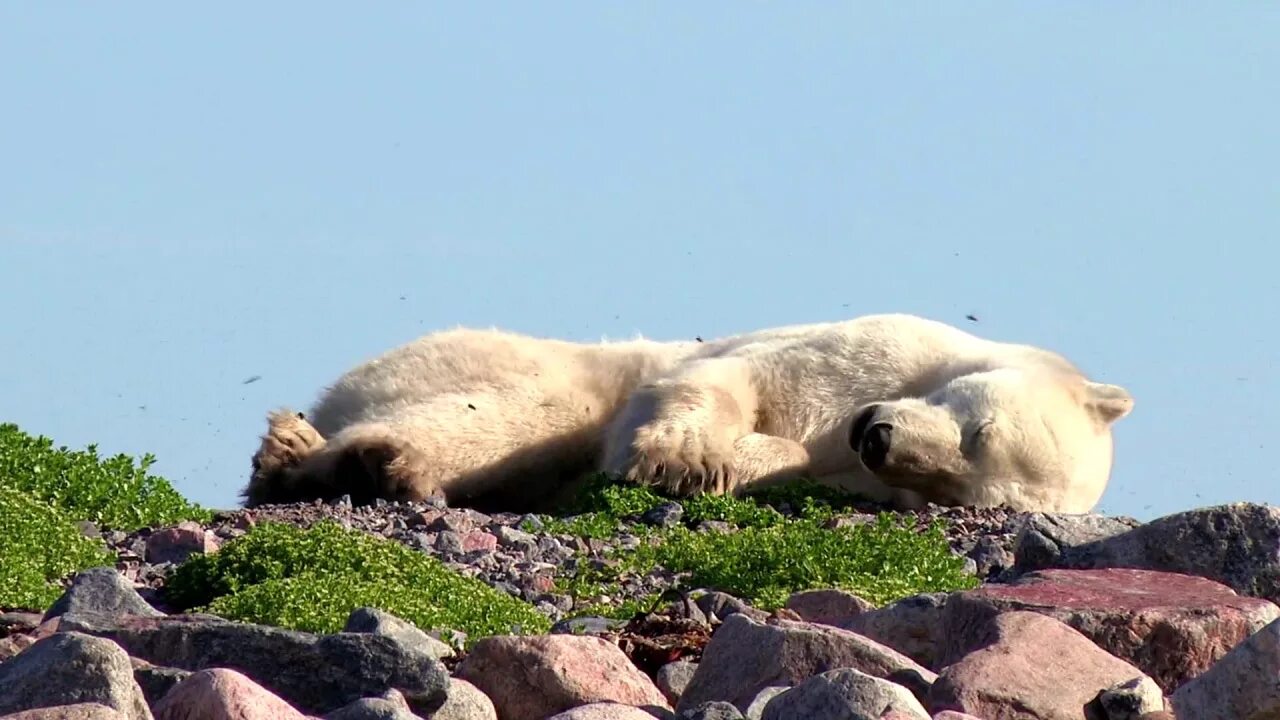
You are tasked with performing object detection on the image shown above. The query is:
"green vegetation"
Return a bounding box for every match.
[0,485,115,609]
[542,473,979,616]
[164,520,552,641]
[0,423,213,610]
[0,423,212,530]
[0,421,976,639]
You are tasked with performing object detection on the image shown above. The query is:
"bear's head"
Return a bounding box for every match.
[847,366,1133,513]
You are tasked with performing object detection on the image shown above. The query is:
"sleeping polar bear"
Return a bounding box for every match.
[243,314,1133,514]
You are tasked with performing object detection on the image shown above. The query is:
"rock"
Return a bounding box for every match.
[551,617,628,636]
[1170,616,1280,719]
[930,611,1156,720]
[742,688,787,720]
[129,658,191,708]
[954,567,1279,691]
[641,503,684,528]
[431,678,498,720]
[460,531,497,553]
[324,689,418,720]
[0,705,126,719]
[456,634,670,720]
[678,701,745,719]
[1084,677,1165,720]
[657,661,699,706]
[144,522,221,565]
[676,614,936,714]
[930,714,984,720]
[0,633,37,662]
[1017,503,1280,605]
[343,607,455,660]
[839,593,948,669]
[694,593,768,624]
[759,668,930,720]
[57,615,448,716]
[0,632,152,720]
[783,589,875,626]
[152,668,308,720]
[1012,513,1143,572]
[42,568,163,623]
[545,704,663,719]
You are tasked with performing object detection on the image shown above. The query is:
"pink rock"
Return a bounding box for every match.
[931,713,984,720]
[0,705,126,719]
[930,611,1156,720]
[0,633,36,662]
[1170,617,1280,719]
[546,703,661,719]
[461,531,498,553]
[456,634,670,720]
[784,588,875,626]
[153,668,308,720]
[145,522,221,565]
[953,567,1279,691]
[841,592,948,669]
[676,613,936,714]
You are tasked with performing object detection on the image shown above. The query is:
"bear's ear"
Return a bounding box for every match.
[1083,381,1134,425]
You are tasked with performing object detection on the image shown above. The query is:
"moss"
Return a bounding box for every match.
[0,485,115,610]
[0,423,212,531]
[165,520,551,643]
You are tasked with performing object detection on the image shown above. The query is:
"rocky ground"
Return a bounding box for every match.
[4,497,1280,719]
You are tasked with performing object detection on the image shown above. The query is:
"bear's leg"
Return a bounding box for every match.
[603,358,761,497]
[241,410,329,506]
[250,410,326,481]
[726,432,812,495]
[245,388,605,510]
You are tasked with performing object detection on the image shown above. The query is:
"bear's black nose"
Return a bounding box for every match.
[849,403,881,451]
[859,423,893,470]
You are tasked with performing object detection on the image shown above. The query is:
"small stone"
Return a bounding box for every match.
[42,567,163,623]
[144,522,221,565]
[694,592,768,624]
[679,701,745,719]
[657,660,699,705]
[1085,677,1165,720]
[431,678,498,720]
[743,687,788,720]
[784,589,875,626]
[461,530,498,553]
[839,592,949,670]
[153,668,307,720]
[496,525,537,546]
[642,502,684,528]
[343,607,454,660]
[760,668,930,720]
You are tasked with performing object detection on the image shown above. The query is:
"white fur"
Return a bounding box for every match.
[244,314,1133,513]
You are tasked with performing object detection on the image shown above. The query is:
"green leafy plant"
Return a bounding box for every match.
[0,423,212,530]
[0,485,114,610]
[546,473,978,617]
[165,520,551,641]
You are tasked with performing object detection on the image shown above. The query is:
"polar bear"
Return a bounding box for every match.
[242,313,1133,514]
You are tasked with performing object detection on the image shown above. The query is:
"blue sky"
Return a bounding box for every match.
[2,4,1277,520]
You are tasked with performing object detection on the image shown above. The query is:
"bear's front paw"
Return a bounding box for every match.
[620,423,738,497]
[252,409,326,478]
